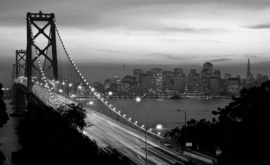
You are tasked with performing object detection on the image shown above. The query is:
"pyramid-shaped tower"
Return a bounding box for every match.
[246,59,251,80]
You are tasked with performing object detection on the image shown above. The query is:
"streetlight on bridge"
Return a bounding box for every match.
[135,95,149,165]
[89,101,93,105]
[78,85,82,96]
[68,83,73,97]
[108,91,113,97]
[107,91,113,117]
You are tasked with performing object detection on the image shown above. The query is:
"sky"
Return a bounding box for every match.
[1,0,270,86]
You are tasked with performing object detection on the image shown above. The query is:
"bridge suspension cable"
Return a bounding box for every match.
[27,14,164,141]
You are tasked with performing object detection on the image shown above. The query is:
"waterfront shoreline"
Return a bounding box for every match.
[106,97,232,100]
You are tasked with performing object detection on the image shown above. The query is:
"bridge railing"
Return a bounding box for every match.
[33,84,166,145]
[82,97,166,144]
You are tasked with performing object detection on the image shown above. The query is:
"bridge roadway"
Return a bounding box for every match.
[33,85,189,165]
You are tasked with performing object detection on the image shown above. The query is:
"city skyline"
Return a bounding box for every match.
[82,59,268,84]
[89,60,268,97]
[1,0,270,86]
[1,58,270,87]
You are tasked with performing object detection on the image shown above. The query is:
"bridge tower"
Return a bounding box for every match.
[16,49,27,78]
[12,64,17,81]
[26,11,58,92]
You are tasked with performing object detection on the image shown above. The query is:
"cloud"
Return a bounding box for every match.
[245,54,260,58]
[163,27,226,33]
[157,39,190,43]
[147,53,188,60]
[94,49,128,54]
[158,39,225,43]
[244,52,268,58]
[209,58,231,62]
[246,23,270,29]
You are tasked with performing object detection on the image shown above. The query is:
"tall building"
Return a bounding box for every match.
[93,82,105,93]
[245,59,254,88]
[174,68,183,76]
[120,75,138,95]
[145,71,155,93]
[187,66,200,93]
[213,70,221,79]
[104,78,113,90]
[113,76,121,84]
[162,71,173,88]
[201,69,209,79]
[246,59,252,80]
[227,78,241,96]
[257,74,262,80]
[133,69,142,82]
[203,62,213,73]
[152,68,163,93]
[122,75,136,82]
[163,71,173,77]
[201,62,213,79]
[209,77,220,95]
[173,75,186,93]
[200,62,213,93]
[173,68,186,93]
[162,71,174,94]
[140,73,149,89]
[190,65,196,74]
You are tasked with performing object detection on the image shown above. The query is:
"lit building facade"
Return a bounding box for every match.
[187,66,201,93]
[133,69,142,82]
[152,68,163,93]
[227,78,241,96]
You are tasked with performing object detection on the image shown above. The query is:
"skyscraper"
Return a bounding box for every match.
[246,59,251,80]
[201,62,213,79]
[190,65,196,74]
[152,68,163,93]
[174,68,183,76]
[133,69,142,82]
[162,71,173,89]
[213,70,221,79]
[140,73,149,89]
[187,66,200,93]
[245,59,254,88]
[201,62,213,93]
[203,62,213,73]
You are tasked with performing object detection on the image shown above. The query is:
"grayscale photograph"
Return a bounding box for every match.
[0,0,270,165]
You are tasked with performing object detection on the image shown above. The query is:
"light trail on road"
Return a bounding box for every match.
[33,85,189,165]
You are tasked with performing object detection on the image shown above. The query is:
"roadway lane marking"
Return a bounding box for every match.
[83,131,108,148]
[44,91,187,164]
[122,149,144,165]
[85,107,185,164]
[147,147,185,165]
[137,155,144,163]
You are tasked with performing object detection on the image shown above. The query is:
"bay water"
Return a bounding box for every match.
[105,99,232,136]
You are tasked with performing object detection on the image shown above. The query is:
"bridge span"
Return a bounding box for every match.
[10,11,214,165]
[32,84,189,165]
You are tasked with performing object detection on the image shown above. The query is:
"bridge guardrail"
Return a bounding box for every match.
[84,102,166,145]
[33,85,166,145]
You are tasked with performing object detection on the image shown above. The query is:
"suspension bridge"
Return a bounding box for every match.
[11,11,197,165]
